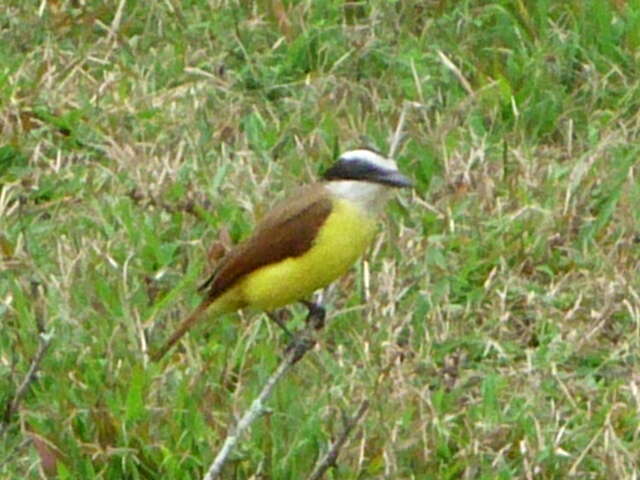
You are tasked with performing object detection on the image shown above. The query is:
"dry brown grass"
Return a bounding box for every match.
[2,1,640,478]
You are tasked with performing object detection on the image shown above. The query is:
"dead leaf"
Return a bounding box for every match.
[29,432,65,478]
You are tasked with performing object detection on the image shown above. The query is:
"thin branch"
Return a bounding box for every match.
[1,283,51,435]
[1,332,51,434]
[202,319,319,480]
[306,400,370,480]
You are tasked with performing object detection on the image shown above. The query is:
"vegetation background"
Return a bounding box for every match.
[2,0,640,478]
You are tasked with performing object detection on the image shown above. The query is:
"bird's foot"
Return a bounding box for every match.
[302,301,326,330]
[267,311,294,338]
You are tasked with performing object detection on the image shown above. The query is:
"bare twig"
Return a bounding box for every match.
[202,317,319,480]
[306,399,370,480]
[1,283,51,434]
[1,331,51,434]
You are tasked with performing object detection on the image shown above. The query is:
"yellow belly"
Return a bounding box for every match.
[237,199,377,311]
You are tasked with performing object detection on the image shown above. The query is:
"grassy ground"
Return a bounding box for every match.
[2,0,640,478]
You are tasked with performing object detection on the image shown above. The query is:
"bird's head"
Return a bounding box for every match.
[322,149,412,211]
[323,149,413,188]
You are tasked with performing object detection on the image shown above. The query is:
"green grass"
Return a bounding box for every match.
[2,0,640,478]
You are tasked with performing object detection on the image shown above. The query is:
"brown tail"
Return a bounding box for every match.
[151,300,212,361]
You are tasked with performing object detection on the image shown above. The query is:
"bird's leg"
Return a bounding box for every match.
[301,300,326,330]
[282,300,326,363]
[267,311,294,338]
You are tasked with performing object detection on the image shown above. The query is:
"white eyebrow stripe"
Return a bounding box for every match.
[339,149,398,171]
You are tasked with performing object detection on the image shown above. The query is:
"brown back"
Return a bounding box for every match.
[199,184,332,302]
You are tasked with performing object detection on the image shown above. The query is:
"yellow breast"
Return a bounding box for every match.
[239,198,377,311]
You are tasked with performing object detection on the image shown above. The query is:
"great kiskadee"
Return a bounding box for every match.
[152,149,412,360]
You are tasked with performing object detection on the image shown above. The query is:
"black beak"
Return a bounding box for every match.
[373,170,414,188]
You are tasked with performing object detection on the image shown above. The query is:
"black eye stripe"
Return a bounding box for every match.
[323,159,389,182]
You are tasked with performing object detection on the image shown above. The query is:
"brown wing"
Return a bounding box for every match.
[199,184,332,302]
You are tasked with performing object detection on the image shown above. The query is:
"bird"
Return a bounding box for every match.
[151,148,412,360]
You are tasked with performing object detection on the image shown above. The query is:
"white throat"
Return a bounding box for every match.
[325,180,391,213]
